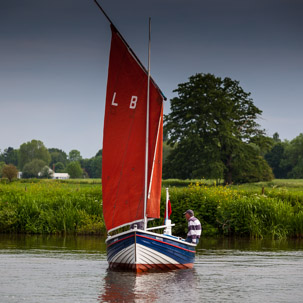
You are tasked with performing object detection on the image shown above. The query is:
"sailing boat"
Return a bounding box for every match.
[96,1,196,272]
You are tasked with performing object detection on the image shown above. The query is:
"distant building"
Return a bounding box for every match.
[37,167,70,180]
[52,172,70,180]
[17,167,70,180]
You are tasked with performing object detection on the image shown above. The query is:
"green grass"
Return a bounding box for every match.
[234,179,303,190]
[162,178,221,188]
[1,178,303,238]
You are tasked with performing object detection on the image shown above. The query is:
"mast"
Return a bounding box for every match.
[144,18,151,230]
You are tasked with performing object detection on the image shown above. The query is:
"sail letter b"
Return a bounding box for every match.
[129,96,138,109]
[111,92,118,106]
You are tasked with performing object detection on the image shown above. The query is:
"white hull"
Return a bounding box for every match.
[106,230,196,272]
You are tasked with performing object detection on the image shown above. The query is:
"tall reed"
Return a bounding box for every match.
[159,183,303,239]
[0,181,104,234]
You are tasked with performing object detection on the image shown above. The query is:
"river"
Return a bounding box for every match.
[0,235,303,303]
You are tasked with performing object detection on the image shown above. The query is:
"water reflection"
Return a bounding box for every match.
[0,234,107,254]
[197,237,303,252]
[99,268,200,303]
[1,234,302,254]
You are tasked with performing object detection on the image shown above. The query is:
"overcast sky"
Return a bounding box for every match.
[1,0,302,158]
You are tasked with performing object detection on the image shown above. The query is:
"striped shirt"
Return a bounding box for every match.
[187,216,202,244]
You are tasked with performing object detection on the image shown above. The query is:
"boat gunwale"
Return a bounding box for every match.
[106,229,197,247]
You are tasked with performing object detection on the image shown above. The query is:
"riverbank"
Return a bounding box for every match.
[0,179,303,238]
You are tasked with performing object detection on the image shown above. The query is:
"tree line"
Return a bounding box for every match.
[0,140,102,179]
[1,72,302,183]
[265,133,303,179]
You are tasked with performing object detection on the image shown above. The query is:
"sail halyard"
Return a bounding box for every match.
[143,18,152,231]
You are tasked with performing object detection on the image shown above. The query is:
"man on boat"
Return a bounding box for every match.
[184,209,201,245]
[130,221,144,230]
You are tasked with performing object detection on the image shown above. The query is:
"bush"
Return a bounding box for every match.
[66,162,83,179]
[2,164,18,182]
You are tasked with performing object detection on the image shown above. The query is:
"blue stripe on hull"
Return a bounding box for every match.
[106,231,195,268]
[136,232,195,265]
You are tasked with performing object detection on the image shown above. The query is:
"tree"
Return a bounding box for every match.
[164,73,273,183]
[2,164,18,181]
[0,161,5,177]
[232,146,274,183]
[49,148,68,168]
[80,150,102,178]
[66,161,83,178]
[95,149,102,157]
[288,158,303,178]
[2,147,18,166]
[22,159,46,178]
[81,156,102,178]
[163,142,174,165]
[68,150,82,162]
[273,132,281,143]
[19,140,51,170]
[283,134,303,178]
[39,166,53,179]
[265,140,290,178]
[54,162,65,172]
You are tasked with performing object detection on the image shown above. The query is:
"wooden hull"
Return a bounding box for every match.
[106,230,196,273]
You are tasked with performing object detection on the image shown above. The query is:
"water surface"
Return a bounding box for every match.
[0,235,303,303]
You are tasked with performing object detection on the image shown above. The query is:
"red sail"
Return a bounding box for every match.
[102,26,164,232]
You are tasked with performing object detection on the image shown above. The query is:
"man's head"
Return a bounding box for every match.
[183,209,194,220]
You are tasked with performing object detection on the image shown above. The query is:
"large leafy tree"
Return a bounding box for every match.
[164,73,273,183]
[19,140,51,170]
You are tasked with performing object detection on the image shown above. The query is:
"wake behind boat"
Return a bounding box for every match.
[95,0,197,272]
